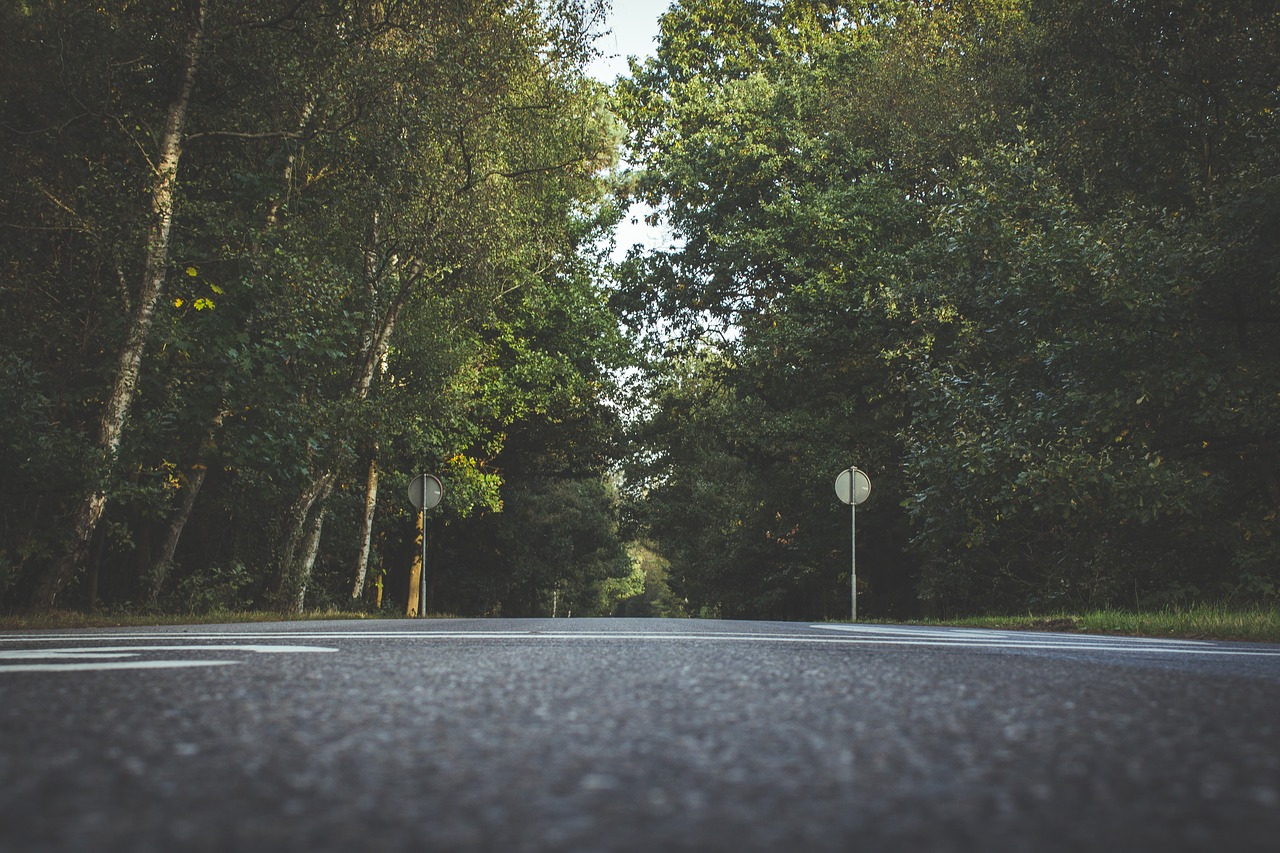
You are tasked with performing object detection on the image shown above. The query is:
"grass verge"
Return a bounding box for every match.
[4,604,1278,643]
[919,604,1280,643]
[0,608,390,632]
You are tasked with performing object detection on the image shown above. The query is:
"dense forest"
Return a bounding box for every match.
[2,1,1278,620]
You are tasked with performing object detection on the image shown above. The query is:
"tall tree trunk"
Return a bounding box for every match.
[288,490,332,614]
[150,95,317,601]
[33,1,208,609]
[351,450,380,601]
[406,510,424,617]
[275,249,422,611]
[147,464,209,605]
[263,96,317,230]
[148,407,226,604]
[85,522,107,615]
[276,471,335,602]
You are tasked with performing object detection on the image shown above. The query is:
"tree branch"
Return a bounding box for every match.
[185,129,305,142]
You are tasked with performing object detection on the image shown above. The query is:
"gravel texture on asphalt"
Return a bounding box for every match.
[2,618,1278,852]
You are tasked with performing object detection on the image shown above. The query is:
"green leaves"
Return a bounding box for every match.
[0,0,631,614]
[619,0,1280,617]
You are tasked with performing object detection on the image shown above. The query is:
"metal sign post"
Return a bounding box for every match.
[834,467,871,622]
[407,473,443,619]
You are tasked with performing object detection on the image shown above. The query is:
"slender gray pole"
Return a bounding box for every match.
[419,474,428,619]
[851,467,857,623]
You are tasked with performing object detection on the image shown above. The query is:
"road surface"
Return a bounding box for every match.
[2,618,1278,851]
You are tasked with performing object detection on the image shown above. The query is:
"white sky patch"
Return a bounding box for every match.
[588,1,678,263]
[587,0,670,84]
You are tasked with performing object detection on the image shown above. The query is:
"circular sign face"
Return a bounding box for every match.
[835,468,871,506]
[408,474,443,511]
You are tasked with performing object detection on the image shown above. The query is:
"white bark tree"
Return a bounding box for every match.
[35,0,208,609]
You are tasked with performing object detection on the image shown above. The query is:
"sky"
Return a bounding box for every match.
[587,1,675,261]
[587,0,670,84]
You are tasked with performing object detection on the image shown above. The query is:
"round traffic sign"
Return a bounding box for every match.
[835,467,871,506]
[408,474,443,510]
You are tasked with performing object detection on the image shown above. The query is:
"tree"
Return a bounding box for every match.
[2,0,213,608]
[894,0,1280,610]
[615,0,1023,617]
[262,0,622,612]
[1,0,629,615]
[617,0,1279,616]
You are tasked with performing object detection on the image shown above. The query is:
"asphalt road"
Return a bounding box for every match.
[2,618,1278,852]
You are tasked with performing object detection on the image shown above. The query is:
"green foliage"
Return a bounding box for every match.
[0,0,632,615]
[613,542,688,618]
[893,140,1278,611]
[617,0,1280,618]
[437,474,633,618]
[174,560,255,615]
[8,0,1277,620]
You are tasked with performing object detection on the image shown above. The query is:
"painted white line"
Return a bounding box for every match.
[0,645,339,660]
[0,644,339,674]
[0,631,899,643]
[812,624,1216,645]
[1,660,237,673]
[0,632,1275,658]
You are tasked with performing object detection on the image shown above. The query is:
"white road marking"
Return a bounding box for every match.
[0,645,340,658]
[0,630,1276,658]
[812,623,1214,644]
[805,624,1280,655]
[0,644,338,673]
[1,660,238,673]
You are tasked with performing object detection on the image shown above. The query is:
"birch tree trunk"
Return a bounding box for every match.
[351,450,380,601]
[147,92,317,606]
[33,0,208,609]
[275,471,335,601]
[274,252,421,613]
[288,482,333,614]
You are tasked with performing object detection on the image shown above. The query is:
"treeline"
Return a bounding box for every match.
[616,0,1280,618]
[0,0,639,615]
[6,1,1279,623]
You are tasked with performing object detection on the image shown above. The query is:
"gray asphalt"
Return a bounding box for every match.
[2,618,1278,852]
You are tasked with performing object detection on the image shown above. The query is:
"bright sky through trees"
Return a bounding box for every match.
[589,0,668,83]
[591,1,672,260]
